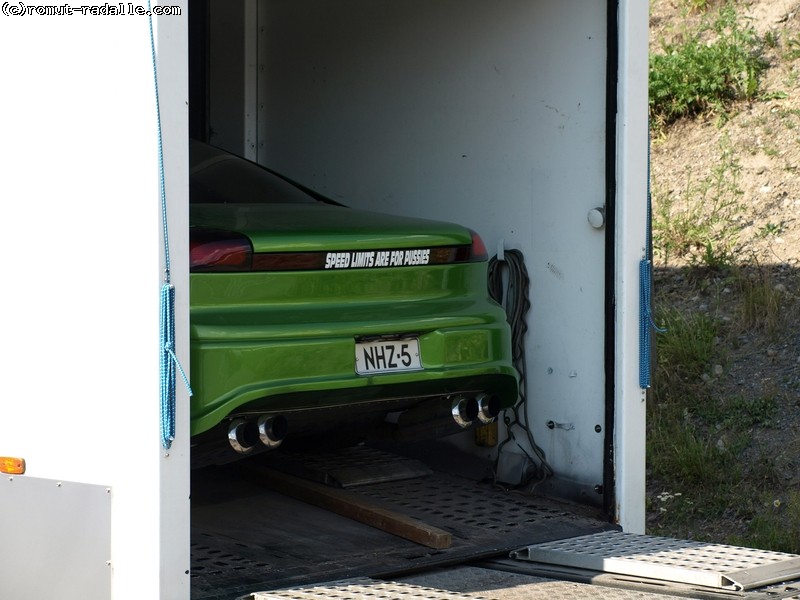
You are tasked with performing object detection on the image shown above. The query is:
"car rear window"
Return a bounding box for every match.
[190,143,316,205]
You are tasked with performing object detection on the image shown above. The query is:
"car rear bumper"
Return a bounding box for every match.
[190,321,518,437]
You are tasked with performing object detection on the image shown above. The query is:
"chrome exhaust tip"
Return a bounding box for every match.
[258,414,288,449]
[451,395,479,428]
[228,418,259,454]
[475,393,501,424]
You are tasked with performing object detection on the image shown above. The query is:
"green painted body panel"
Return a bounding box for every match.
[190,203,471,253]
[188,140,518,443]
[190,262,517,436]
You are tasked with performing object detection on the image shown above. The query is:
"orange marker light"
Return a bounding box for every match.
[0,457,26,475]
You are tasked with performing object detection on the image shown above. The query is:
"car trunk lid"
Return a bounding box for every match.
[190,203,473,254]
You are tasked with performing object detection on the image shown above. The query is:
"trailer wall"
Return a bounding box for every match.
[0,8,191,598]
[209,0,617,507]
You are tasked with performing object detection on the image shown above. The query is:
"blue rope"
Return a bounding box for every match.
[639,130,666,389]
[160,283,193,447]
[639,258,654,388]
[149,2,192,448]
[160,283,177,446]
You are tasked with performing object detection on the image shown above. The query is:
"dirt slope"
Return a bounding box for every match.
[650,0,800,266]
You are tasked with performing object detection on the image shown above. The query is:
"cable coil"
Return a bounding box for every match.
[488,249,553,486]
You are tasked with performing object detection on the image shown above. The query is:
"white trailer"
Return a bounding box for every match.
[3,2,800,600]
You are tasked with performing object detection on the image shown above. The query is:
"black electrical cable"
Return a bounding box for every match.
[488,249,553,488]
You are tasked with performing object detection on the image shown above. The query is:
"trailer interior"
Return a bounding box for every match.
[6,2,800,599]
[184,2,800,599]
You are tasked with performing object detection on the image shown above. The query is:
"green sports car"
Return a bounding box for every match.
[189,141,518,466]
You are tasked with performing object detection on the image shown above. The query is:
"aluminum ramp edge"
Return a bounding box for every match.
[510,531,800,592]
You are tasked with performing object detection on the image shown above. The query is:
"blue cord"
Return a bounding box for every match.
[640,130,666,389]
[160,283,193,447]
[149,2,192,448]
[639,258,654,388]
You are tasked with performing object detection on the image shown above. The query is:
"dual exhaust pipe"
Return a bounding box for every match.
[227,393,499,453]
[451,393,501,428]
[391,393,501,442]
[228,414,288,454]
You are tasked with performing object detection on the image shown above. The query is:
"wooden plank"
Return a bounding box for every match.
[241,463,452,549]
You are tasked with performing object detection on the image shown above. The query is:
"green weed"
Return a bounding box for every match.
[730,491,800,553]
[680,0,704,12]
[652,136,743,267]
[689,393,778,430]
[649,4,767,127]
[654,309,720,383]
[785,35,800,60]
[757,222,783,238]
[763,29,780,49]
[722,395,778,429]
[649,424,740,486]
[737,269,784,335]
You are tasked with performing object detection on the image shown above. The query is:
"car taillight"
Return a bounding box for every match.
[429,230,488,264]
[470,229,488,261]
[190,229,253,272]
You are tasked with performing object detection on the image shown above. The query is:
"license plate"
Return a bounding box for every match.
[355,338,422,375]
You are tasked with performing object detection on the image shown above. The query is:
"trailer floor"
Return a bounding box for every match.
[190,444,616,600]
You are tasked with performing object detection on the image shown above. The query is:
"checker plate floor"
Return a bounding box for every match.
[191,448,614,600]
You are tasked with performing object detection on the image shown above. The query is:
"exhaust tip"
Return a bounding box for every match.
[258,414,288,448]
[451,395,479,428]
[228,418,259,454]
[476,393,501,424]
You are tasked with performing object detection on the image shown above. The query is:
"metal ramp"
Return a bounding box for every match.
[511,531,800,592]
[242,533,800,600]
[246,577,487,600]
[244,568,722,600]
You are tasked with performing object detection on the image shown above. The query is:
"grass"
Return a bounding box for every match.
[646,271,795,549]
[652,308,719,381]
[651,135,743,268]
[737,267,784,336]
[649,307,754,537]
[648,309,725,494]
[730,490,800,553]
[649,3,768,128]
[786,34,800,61]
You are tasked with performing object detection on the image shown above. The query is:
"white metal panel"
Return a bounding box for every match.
[0,476,111,600]
[614,0,650,533]
[0,7,190,599]
[154,8,193,599]
[255,0,608,497]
